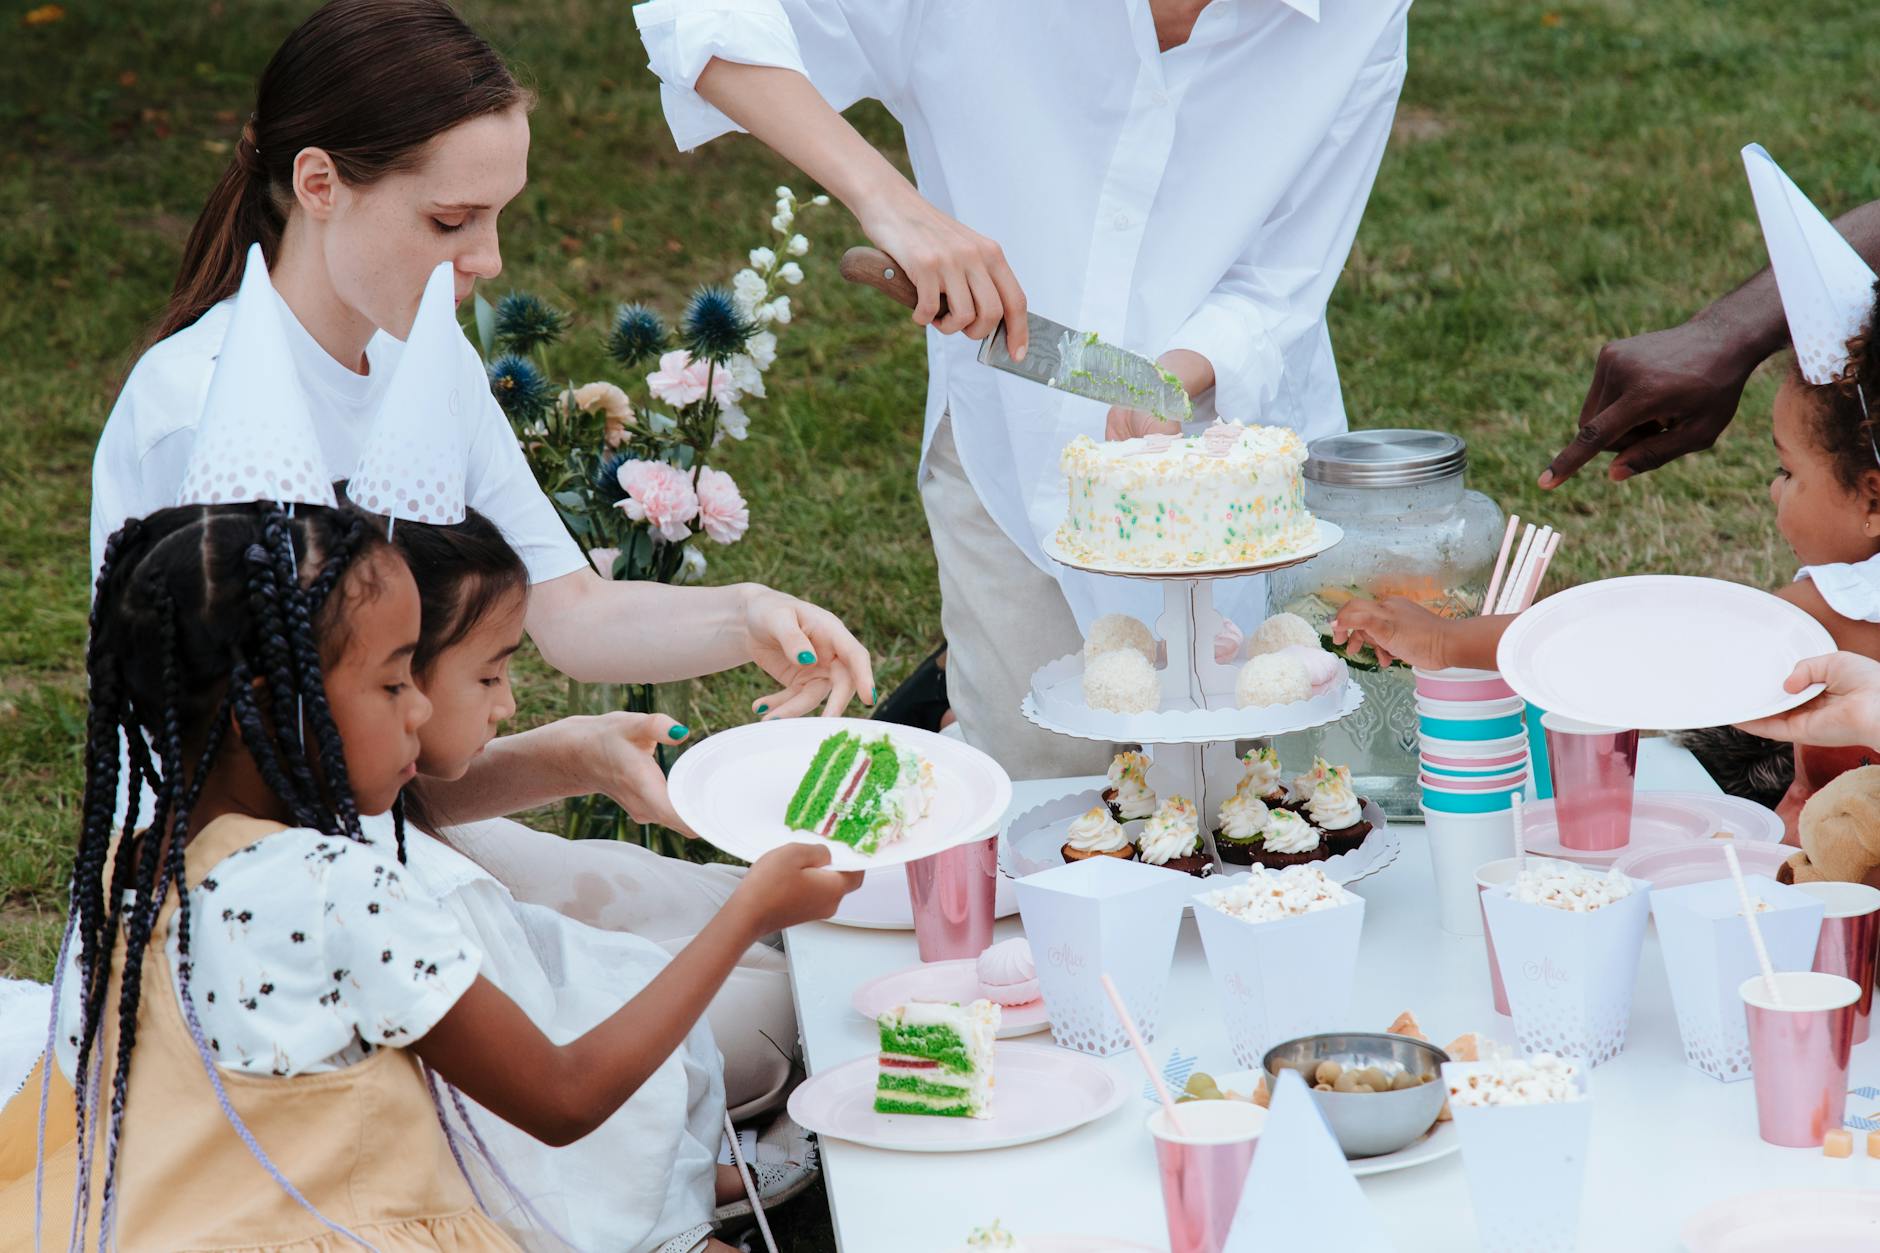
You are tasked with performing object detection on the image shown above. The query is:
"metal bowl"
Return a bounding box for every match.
[1262,1032,1450,1158]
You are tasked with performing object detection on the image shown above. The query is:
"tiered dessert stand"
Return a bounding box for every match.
[1006,521,1400,885]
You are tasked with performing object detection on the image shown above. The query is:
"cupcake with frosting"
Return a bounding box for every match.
[1306,759,1371,852]
[1138,795,1213,878]
[1284,757,1336,812]
[1061,805,1135,862]
[1213,788,1271,866]
[1250,808,1330,869]
[1236,746,1288,806]
[1102,751,1156,822]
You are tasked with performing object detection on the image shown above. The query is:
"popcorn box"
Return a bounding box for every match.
[1190,881,1365,1070]
[1481,876,1651,1065]
[1441,1059,1592,1253]
[1013,855,1191,1055]
[1650,874,1825,1082]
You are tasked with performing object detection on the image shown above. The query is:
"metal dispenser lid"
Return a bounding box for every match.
[1303,429,1467,488]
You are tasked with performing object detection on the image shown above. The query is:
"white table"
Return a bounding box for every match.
[784,741,1880,1250]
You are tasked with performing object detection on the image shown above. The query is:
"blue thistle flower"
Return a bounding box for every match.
[595,449,632,503]
[492,291,567,356]
[606,303,669,367]
[487,354,550,423]
[682,285,755,363]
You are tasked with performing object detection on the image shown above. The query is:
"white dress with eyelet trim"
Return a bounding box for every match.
[1797,556,1880,623]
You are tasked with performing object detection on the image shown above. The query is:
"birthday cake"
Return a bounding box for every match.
[1056,422,1315,568]
[874,1000,999,1118]
[785,730,936,855]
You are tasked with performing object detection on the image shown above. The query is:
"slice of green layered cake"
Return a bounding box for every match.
[873,1000,1000,1119]
[784,730,937,855]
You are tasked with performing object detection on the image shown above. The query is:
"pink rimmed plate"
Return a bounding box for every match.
[788,1042,1125,1152]
[1614,838,1794,891]
[668,717,1013,871]
[1682,1188,1880,1251]
[851,959,1050,1038]
[1520,792,1786,867]
[830,866,1019,930]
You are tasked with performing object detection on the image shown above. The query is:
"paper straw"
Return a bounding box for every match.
[1101,972,1187,1134]
[1505,526,1553,614]
[1515,531,1562,613]
[1480,514,1521,617]
[1722,843,1782,1006]
[1511,790,1527,873]
[724,1111,779,1253]
[1496,525,1539,614]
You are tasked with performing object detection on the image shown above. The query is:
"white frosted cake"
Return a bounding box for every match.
[1057,422,1315,568]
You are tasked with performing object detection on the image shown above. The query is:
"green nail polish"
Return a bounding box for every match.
[797,650,817,665]
[870,687,878,703]
[756,703,769,714]
[669,724,689,740]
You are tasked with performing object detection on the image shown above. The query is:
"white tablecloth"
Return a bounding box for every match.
[783,740,1880,1250]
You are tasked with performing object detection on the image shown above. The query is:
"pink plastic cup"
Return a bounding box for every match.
[1148,1101,1267,1253]
[1476,858,1523,1015]
[904,834,998,961]
[1794,882,1880,1046]
[1413,666,1518,702]
[1541,713,1639,852]
[1740,970,1860,1147]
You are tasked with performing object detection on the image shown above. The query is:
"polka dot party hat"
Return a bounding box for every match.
[175,243,337,509]
[345,261,469,526]
[1743,143,1879,386]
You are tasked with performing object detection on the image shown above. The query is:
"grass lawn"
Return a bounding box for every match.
[3,0,1879,1242]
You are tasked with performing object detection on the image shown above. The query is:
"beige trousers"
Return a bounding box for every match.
[921,418,1114,781]
[444,817,796,1121]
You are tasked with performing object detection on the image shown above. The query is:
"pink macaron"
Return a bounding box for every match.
[976,937,1040,1007]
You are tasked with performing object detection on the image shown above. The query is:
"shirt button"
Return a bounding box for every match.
[1114,211,1132,230]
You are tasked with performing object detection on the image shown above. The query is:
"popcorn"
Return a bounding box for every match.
[1507,858,1634,912]
[1446,1054,1584,1108]
[1199,864,1350,922]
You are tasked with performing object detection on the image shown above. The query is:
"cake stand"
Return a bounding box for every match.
[1019,532,1393,881]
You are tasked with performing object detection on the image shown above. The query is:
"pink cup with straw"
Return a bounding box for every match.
[1740,971,1860,1146]
[1541,713,1638,852]
[904,834,998,961]
[1794,882,1880,1046]
[1148,1101,1267,1253]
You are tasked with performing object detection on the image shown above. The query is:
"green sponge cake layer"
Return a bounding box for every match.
[873,1000,999,1120]
[785,731,937,855]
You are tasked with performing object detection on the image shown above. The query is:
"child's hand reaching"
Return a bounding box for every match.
[731,843,864,936]
[1331,597,1451,670]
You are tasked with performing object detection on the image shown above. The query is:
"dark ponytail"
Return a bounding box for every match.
[153,0,527,344]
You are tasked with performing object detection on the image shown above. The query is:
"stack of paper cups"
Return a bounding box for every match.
[1013,856,1191,1056]
[1416,668,1531,935]
[1650,876,1825,1081]
[1442,1060,1593,1253]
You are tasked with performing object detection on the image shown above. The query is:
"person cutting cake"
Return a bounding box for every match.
[633,0,1412,777]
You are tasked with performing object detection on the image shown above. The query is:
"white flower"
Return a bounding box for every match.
[747,330,778,370]
[731,268,768,317]
[774,185,794,202]
[766,296,792,325]
[786,234,809,257]
[771,208,794,233]
[723,354,766,398]
[777,261,804,286]
[748,246,777,272]
[715,400,750,443]
[811,194,830,206]
[677,544,708,584]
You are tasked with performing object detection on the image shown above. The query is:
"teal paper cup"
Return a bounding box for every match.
[1419,712,1526,741]
[1421,785,1521,815]
[1525,702,1553,801]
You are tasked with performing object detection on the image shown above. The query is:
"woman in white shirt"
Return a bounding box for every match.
[93,1,873,963]
[633,0,1411,779]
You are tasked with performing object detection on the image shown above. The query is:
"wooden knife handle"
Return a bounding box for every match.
[839,245,949,321]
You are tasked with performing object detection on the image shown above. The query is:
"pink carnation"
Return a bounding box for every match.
[615,459,699,543]
[696,466,750,545]
[646,349,739,408]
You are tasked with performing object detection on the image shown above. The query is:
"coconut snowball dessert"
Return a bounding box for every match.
[1270,643,1345,699]
[1083,647,1159,713]
[1235,651,1312,707]
[1138,795,1213,878]
[1249,808,1329,868]
[976,938,1040,1007]
[1062,804,1135,862]
[1246,611,1320,658]
[1103,750,1157,820]
[1082,612,1157,665]
[1213,788,1271,866]
[1237,746,1289,806]
[1305,759,1371,852]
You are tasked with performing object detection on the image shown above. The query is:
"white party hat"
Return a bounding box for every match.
[1743,143,1878,385]
[346,261,469,525]
[176,243,336,509]
[1224,1069,1395,1252]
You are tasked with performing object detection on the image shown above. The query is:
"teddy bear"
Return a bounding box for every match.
[1777,764,1880,887]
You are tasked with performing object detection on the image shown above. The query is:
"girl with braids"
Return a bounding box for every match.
[5,501,857,1250]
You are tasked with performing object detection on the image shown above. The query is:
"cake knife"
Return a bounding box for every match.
[838,246,1192,421]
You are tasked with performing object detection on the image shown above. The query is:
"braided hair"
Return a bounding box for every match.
[64,502,390,1249]
[1793,278,1880,494]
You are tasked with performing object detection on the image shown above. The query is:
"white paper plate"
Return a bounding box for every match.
[1613,839,1795,891]
[829,865,1019,930]
[1043,519,1343,580]
[668,717,1013,871]
[1683,1188,1880,1251]
[1496,576,1832,732]
[851,959,1050,1038]
[1023,652,1364,745]
[1519,792,1786,867]
[1215,1069,1459,1175]
[789,1042,1125,1152]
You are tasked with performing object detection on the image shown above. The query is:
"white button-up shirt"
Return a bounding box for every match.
[635,0,1409,623]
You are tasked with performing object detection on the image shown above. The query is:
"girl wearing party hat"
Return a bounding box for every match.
[1333,145,1880,833]
[6,245,857,1250]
